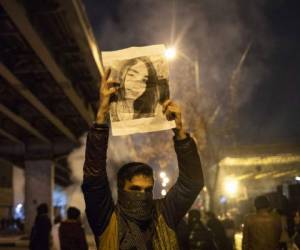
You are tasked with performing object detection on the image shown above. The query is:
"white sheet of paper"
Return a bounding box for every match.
[102,44,176,136]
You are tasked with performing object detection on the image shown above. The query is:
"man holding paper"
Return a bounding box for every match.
[82,67,204,249]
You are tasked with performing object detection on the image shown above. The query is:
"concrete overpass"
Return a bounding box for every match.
[0,0,103,231]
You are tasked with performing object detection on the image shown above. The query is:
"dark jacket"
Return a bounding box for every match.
[242,210,282,250]
[81,124,204,249]
[207,217,229,250]
[293,225,300,248]
[59,220,88,250]
[176,219,190,250]
[189,221,218,250]
[29,214,52,250]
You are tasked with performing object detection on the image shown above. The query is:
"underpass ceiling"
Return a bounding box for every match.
[0,0,103,186]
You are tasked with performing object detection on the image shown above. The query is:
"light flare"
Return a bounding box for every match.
[220,154,300,167]
[161,189,167,196]
[164,47,176,60]
[224,177,239,197]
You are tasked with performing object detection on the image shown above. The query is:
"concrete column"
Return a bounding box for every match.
[25,160,54,233]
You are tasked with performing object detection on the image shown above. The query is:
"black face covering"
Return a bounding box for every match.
[118,190,154,223]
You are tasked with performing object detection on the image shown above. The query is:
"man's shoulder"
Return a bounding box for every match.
[270,212,282,224]
[153,198,165,211]
[244,213,256,222]
[246,211,280,224]
[152,198,170,219]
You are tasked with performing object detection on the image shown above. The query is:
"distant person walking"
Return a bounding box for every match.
[59,207,88,250]
[242,195,282,250]
[277,209,290,250]
[206,211,230,250]
[176,218,190,250]
[223,216,236,250]
[52,215,62,250]
[189,209,218,250]
[292,210,300,249]
[29,203,52,250]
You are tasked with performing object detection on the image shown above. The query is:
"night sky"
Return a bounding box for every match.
[83,0,300,147]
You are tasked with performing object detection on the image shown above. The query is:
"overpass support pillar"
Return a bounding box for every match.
[25,160,54,234]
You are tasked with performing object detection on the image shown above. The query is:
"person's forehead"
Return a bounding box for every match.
[129,62,147,72]
[128,175,153,185]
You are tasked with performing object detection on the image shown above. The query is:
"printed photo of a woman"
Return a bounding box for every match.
[110,56,169,122]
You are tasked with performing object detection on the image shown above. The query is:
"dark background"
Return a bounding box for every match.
[83,0,300,147]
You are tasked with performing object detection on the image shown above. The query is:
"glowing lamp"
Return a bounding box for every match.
[160,171,166,178]
[224,177,239,197]
[164,47,176,60]
[163,177,170,184]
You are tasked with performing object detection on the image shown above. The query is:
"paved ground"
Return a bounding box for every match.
[235,232,242,250]
[0,234,96,250]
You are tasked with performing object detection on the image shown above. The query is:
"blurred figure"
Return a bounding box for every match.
[0,218,4,230]
[52,215,62,250]
[188,210,218,250]
[59,207,88,250]
[277,209,290,250]
[176,218,190,250]
[15,218,24,232]
[206,211,229,250]
[242,195,282,250]
[292,210,300,249]
[29,203,52,250]
[223,216,236,250]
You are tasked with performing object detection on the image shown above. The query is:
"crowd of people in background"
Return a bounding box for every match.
[177,209,235,250]
[0,217,24,233]
[176,195,300,250]
[2,195,300,249]
[29,203,88,250]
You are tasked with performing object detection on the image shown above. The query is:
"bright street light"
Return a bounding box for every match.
[163,177,170,184]
[160,171,166,179]
[161,189,167,196]
[224,177,239,197]
[164,47,176,60]
[160,172,170,187]
[164,46,200,91]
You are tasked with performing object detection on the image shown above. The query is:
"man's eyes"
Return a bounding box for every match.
[129,186,142,191]
[127,69,139,76]
[145,187,153,193]
[128,186,153,192]
[126,74,148,82]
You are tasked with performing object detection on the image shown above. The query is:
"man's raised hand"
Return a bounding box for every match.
[163,100,187,140]
[96,68,119,124]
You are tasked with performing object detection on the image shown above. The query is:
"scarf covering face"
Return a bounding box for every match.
[117,190,155,250]
[118,190,154,222]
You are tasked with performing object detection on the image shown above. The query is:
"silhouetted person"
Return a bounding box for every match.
[277,209,290,250]
[176,218,190,250]
[292,210,300,249]
[29,203,52,250]
[59,207,88,250]
[16,218,24,232]
[0,218,4,230]
[242,195,282,250]
[52,215,62,250]
[223,217,235,250]
[206,211,229,250]
[189,210,218,250]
